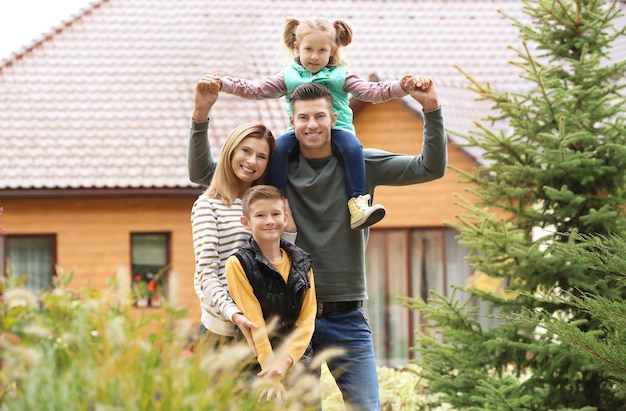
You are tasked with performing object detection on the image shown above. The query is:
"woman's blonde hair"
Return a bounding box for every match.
[283,16,353,68]
[206,123,275,206]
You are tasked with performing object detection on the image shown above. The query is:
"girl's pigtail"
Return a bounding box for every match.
[333,19,353,47]
[283,17,300,49]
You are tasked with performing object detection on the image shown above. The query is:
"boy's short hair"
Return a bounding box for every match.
[241,185,286,217]
[289,82,334,110]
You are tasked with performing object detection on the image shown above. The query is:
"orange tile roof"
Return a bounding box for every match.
[1,0,624,190]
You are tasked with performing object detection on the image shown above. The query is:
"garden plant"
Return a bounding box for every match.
[0,267,321,411]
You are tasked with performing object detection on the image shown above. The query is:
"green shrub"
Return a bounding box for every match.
[0,267,319,410]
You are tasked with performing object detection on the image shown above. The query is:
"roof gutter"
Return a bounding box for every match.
[0,187,205,199]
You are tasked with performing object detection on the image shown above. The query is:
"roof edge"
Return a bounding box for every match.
[0,187,204,199]
[0,0,109,71]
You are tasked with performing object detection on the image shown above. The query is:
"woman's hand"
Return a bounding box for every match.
[232,312,258,356]
[191,74,221,122]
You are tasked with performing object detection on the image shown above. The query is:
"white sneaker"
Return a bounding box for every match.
[347,194,386,229]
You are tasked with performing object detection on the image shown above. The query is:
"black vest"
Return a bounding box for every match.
[234,237,313,355]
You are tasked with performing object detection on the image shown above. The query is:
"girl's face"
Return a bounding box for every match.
[295,31,333,74]
[230,136,270,189]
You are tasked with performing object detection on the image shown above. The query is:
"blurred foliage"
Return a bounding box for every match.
[0,266,320,411]
[0,266,457,410]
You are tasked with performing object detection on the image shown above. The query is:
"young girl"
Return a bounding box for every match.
[214,16,416,230]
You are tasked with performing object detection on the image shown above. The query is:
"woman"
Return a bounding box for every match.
[190,76,276,350]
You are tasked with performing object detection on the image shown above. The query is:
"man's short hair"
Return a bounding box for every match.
[289,82,334,110]
[241,185,285,217]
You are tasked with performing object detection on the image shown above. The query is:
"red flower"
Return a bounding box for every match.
[134,275,142,282]
[148,281,156,292]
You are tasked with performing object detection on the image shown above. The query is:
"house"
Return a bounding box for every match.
[2,0,623,365]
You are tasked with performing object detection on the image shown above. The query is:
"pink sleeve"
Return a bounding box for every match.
[220,71,288,100]
[343,71,408,103]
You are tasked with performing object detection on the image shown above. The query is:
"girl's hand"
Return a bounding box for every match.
[401,74,433,92]
[400,74,416,93]
[402,74,438,111]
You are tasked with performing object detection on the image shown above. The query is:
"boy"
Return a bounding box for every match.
[225,185,316,400]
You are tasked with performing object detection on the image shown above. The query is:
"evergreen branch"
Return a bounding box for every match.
[597,0,622,38]
[553,0,578,27]
[522,40,556,120]
[546,321,626,375]
[473,379,518,411]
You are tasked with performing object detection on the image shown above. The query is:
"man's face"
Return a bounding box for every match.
[289,97,337,158]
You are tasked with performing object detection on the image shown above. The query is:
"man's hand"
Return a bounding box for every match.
[191,74,221,122]
[403,74,439,112]
[232,312,258,356]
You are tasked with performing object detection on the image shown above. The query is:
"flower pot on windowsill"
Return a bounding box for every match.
[150,295,162,307]
[136,297,149,308]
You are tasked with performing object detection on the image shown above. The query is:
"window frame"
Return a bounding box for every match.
[130,232,171,307]
[4,234,57,291]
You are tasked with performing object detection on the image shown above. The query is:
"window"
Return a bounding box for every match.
[131,233,170,307]
[365,228,471,366]
[5,235,56,292]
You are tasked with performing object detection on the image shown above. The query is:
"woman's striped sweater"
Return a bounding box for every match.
[191,193,251,336]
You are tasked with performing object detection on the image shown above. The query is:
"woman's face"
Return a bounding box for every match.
[230,136,270,187]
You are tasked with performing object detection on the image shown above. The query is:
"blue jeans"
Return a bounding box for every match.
[312,307,379,411]
[267,129,366,198]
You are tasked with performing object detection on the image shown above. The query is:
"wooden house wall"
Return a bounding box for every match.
[354,99,480,228]
[1,195,203,321]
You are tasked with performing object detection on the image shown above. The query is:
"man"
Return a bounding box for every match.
[188,74,446,410]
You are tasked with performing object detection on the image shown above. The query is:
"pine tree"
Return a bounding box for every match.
[403,1,626,409]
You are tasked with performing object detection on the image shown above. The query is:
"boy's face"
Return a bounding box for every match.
[241,198,288,244]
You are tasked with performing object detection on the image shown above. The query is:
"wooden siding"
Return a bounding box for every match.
[354,100,480,228]
[1,196,202,321]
